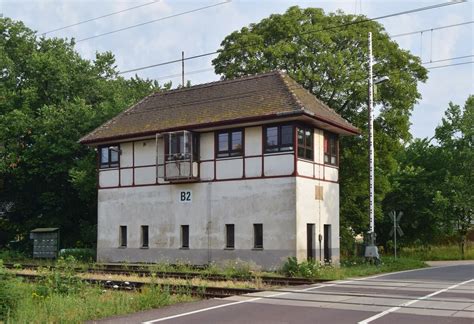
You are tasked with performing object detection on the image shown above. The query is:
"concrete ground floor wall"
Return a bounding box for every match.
[97,177,340,269]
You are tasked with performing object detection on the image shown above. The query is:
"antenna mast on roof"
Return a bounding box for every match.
[182,51,185,87]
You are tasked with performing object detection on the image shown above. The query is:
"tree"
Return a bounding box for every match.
[382,96,473,256]
[212,6,427,238]
[0,17,170,248]
[433,96,473,258]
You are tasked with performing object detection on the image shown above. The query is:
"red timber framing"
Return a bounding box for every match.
[97,124,340,190]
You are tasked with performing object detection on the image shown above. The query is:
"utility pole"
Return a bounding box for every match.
[364,32,388,262]
[368,31,375,244]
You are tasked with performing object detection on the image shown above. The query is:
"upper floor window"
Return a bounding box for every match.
[264,125,294,153]
[165,131,199,161]
[99,145,119,169]
[297,126,313,161]
[216,130,243,158]
[324,133,338,165]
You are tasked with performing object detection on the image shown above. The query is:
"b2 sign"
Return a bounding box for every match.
[178,190,192,203]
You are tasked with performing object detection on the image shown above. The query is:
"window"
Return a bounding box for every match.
[119,226,127,247]
[165,132,199,161]
[216,130,243,158]
[141,225,149,248]
[297,126,313,160]
[225,224,235,249]
[181,225,189,248]
[100,145,120,168]
[324,133,338,165]
[253,224,263,249]
[264,125,294,153]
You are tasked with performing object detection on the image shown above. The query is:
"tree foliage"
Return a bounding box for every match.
[0,17,170,247]
[212,6,427,235]
[382,96,473,253]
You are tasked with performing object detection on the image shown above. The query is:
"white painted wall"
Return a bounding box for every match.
[264,154,294,176]
[216,159,243,179]
[99,170,119,188]
[120,142,133,168]
[200,132,214,160]
[245,126,262,156]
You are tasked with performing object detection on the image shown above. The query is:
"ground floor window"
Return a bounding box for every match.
[141,225,149,248]
[181,225,189,248]
[225,224,235,249]
[253,224,263,249]
[119,226,127,247]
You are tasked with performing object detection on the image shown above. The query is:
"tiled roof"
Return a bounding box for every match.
[80,71,359,144]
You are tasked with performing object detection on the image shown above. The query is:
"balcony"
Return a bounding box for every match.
[162,131,199,182]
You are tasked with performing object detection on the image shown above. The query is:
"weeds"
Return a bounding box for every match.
[0,260,21,322]
[280,256,427,280]
[35,256,83,296]
[400,244,474,261]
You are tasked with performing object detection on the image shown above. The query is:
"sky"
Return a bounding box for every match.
[2,0,473,139]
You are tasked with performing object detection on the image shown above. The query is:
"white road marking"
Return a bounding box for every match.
[357,278,474,323]
[142,292,288,323]
[141,264,463,324]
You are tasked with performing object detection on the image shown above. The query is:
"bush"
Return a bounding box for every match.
[280,257,321,278]
[59,248,96,262]
[0,261,21,321]
[220,259,260,279]
[36,256,83,296]
[0,249,28,262]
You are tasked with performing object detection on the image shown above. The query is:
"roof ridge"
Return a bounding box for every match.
[275,71,305,111]
[280,73,354,127]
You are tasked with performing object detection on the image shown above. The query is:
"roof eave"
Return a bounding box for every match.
[301,111,361,135]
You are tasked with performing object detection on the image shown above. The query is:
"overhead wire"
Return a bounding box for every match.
[75,1,231,43]
[40,0,160,36]
[139,54,474,83]
[422,54,474,65]
[389,20,473,38]
[426,61,473,69]
[155,68,215,80]
[116,0,466,75]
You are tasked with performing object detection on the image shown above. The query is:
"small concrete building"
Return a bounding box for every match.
[80,71,359,269]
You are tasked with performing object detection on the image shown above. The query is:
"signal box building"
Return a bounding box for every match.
[80,71,359,269]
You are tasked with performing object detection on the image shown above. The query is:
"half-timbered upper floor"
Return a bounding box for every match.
[80,70,360,189]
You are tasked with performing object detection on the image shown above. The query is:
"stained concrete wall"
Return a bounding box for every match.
[295,176,340,264]
[97,177,297,270]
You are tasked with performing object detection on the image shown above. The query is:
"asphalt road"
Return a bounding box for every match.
[92,261,474,324]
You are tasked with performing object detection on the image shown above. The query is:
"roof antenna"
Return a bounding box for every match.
[181,51,185,87]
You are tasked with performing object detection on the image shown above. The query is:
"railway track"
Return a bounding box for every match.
[3,262,326,286]
[13,272,263,299]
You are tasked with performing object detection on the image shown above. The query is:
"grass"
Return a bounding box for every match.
[3,279,196,323]
[400,244,474,261]
[320,257,427,280]
[280,256,427,280]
